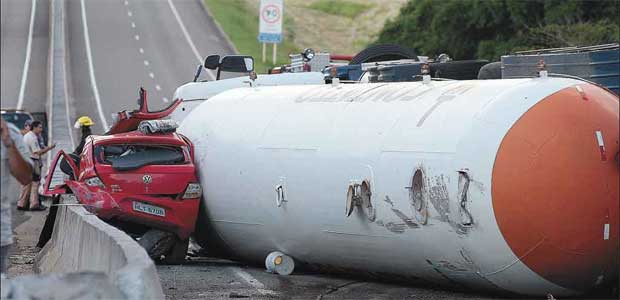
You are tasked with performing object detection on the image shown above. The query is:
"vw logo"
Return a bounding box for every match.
[142,175,152,184]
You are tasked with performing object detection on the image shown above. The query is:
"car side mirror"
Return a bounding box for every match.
[204,55,220,70]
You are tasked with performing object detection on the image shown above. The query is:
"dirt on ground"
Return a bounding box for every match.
[7,198,50,277]
[246,0,407,55]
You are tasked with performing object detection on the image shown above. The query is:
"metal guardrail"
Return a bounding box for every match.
[514,43,619,55]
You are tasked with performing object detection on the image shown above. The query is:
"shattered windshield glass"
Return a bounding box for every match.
[95,144,185,171]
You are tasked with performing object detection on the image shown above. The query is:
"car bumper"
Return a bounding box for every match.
[66,181,199,239]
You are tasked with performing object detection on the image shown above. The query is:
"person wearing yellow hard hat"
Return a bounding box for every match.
[73,116,94,155]
[58,116,95,180]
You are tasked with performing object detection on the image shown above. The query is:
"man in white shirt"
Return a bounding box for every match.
[17,121,55,211]
[1,119,32,274]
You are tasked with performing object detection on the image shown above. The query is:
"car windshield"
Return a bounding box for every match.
[1,112,32,130]
[95,144,186,171]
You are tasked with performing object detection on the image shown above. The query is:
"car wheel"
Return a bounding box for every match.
[349,44,418,65]
[431,60,489,80]
[161,238,189,264]
[138,229,176,260]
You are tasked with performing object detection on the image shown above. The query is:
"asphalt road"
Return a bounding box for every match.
[158,256,506,300]
[65,0,232,134]
[1,0,49,112]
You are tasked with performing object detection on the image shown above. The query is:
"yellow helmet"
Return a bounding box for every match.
[74,116,94,128]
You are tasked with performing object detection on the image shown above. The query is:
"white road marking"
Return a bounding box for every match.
[134,34,140,40]
[144,60,150,66]
[229,267,278,296]
[17,0,37,109]
[124,0,128,5]
[139,47,144,54]
[127,11,132,17]
[80,0,109,130]
[149,72,154,78]
[59,0,75,149]
[131,22,136,28]
[166,0,215,80]
[162,97,169,103]
[46,0,54,169]
[155,84,161,91]
[63,41,76,149]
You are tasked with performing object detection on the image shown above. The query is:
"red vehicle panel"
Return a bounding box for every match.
[44,88,200,243]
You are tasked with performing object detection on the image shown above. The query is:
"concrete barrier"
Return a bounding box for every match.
[34,197,164,300]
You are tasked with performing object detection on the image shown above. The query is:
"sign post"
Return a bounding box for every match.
[258,0,283,65]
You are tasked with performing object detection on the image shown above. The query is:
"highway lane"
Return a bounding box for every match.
[65,0,233,134]
[1,0,49,113]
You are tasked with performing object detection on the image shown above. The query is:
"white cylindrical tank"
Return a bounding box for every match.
[179,78,619,296]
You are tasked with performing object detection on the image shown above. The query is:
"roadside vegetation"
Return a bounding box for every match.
[205,0,406,72]
[204,0,300,73]
[375,0,620,61]
[308,0,372,18]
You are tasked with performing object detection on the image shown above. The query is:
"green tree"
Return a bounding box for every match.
[375,0,620,61]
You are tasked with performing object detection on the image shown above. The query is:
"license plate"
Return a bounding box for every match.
[132,201,165,217]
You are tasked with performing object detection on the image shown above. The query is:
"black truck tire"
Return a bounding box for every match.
[431,60,489,80]
[477,61,502,79]
[349,44,418,65]
[138,229,176,260]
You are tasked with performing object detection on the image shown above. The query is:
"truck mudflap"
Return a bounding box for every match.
[106,87,182,135]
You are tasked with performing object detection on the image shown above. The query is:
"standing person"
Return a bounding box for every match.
[1,119,32,274]
[38,116,94,249]
[17,121,55,211]
[20,119,32,135]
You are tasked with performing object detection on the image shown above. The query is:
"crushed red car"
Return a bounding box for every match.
[44,88,200,262]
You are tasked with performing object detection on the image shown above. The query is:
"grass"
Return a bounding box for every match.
[204,0,300,74]
[308,0,372,18]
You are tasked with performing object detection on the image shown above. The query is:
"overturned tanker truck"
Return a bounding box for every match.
[179,75,619,297]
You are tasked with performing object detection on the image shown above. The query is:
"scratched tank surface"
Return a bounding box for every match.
[179,78,619,297]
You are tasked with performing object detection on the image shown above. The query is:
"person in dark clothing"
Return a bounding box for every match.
[39,116,94,248]
[73,116,94,155]
[58,116,94,178]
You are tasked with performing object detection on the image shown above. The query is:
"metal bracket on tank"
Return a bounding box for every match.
[275,176,288,208]
[345,180,375,221]
[275,184,287,207]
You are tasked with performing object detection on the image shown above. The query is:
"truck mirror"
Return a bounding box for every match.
[220,55,254,73]
[204,55,220,70]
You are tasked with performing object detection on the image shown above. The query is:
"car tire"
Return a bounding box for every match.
[431,60,489,80]
[138,229,176,260]
[477,61,502,79]
[162,238,189,264]
[349,44,418,65]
